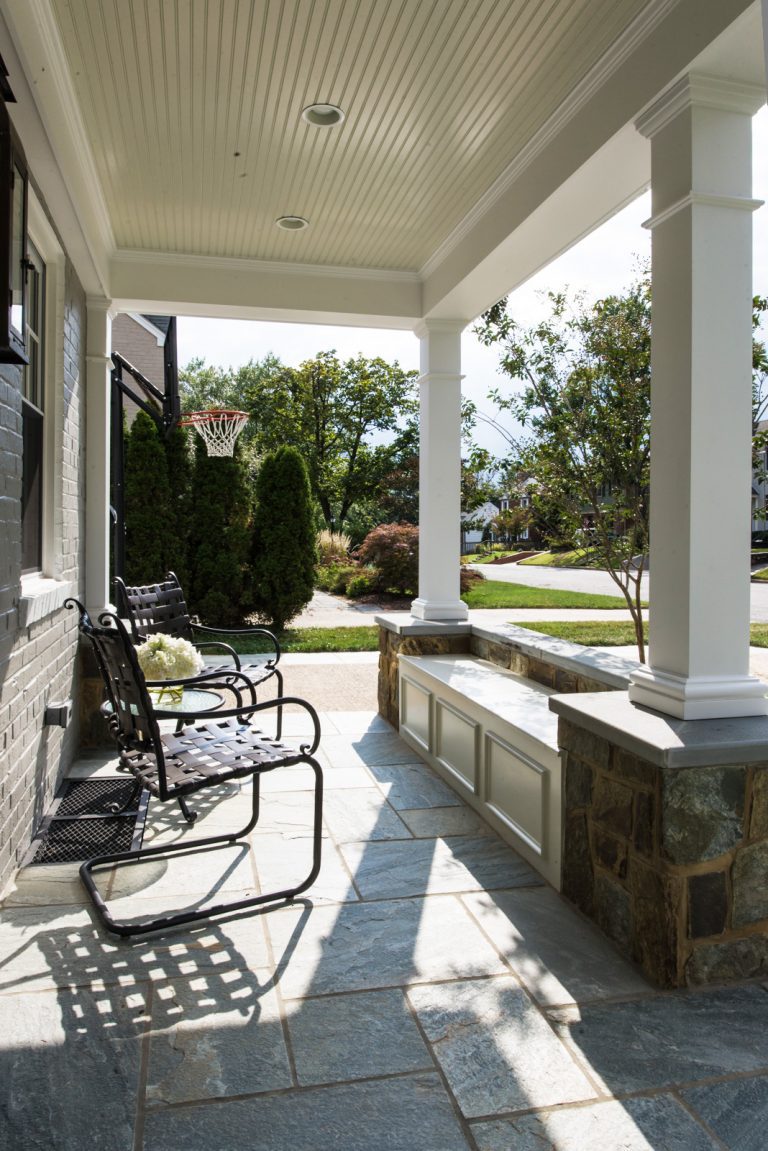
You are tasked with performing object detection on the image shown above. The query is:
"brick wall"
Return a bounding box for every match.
[0,262,86,892]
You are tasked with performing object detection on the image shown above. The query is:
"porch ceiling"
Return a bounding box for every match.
[48,0,646,271]
[0,0,764,323]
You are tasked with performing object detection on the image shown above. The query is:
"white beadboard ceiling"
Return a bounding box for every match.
[50,0,650,271]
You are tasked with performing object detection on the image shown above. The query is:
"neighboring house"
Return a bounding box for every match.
[111,313,176,426]
[460,500,500,553]
[753,419,768,534]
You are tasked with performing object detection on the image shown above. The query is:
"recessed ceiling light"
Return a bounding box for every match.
[302,103,345,127]
[276,215,309,231]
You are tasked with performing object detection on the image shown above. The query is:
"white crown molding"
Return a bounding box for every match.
[636,74,767,138]
[6,0,116,258]
[419,0,680,280]
[112,247,421,285]
[643,191,764,230]
[413,318,468,338]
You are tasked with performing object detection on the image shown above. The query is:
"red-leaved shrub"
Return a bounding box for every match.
[357,523,419,595]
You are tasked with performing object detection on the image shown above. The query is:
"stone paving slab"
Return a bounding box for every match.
[142,1072,472,1151]
[399,805,494,838]
[266,895,508,999]
[317,731,422,770]
[682,1074,768,1150]
[146,969,291,1104]
[285,987,433,1086]
[461,887,651,1006]
[408,974,596,1116]
[0,985,144,1150]
[0,903,273,994]
[322,786,412,843]
[550,984,768,1094]
[367,762,464,809]
[252,832,358,904]
[471,1095,722,1151]
[341,835,543,900]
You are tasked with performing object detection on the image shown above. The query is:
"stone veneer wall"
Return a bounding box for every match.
[0,259,86,889]
[378,625,617,729]
[378,628,471,727]
[560,718,768,988]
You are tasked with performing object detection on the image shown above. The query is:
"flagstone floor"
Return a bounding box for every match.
[2,668,768,1149]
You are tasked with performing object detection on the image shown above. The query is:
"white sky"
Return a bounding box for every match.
[177,106,768,457]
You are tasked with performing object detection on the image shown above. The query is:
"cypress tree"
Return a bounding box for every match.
[123,411,171,584]
[251,446,316,631]
[187,435,252,625]
[163,423,192,587]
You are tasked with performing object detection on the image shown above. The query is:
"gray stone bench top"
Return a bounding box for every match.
[398,654,559,750]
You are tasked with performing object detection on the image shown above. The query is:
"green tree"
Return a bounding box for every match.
[187,436,252,626]
[250,447,316,631]
[475,273,651,660]
[123,411,172,585]
[246,351,418,531]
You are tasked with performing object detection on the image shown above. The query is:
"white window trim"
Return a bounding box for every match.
[19,187,68,623]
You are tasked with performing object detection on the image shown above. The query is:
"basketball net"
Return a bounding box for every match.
[180,409,249,457]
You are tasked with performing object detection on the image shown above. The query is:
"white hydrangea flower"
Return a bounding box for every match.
[136,633,204,681]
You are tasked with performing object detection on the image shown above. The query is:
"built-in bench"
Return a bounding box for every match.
[398,654,562,887]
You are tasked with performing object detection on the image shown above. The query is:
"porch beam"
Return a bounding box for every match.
[411,319,469,622]
[629,75,767,719]
[84,297,113,615]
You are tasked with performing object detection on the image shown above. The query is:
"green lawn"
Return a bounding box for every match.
[753,568,768,582]
[461,579,629,610]
[519,549,600,568]
[203,626,380,654]
[513,619,768,649]
[461,550,528,564]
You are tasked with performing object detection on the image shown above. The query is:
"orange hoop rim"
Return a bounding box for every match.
[179,408,249,426]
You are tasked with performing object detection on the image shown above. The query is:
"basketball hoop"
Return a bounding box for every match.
[180,409,249,457]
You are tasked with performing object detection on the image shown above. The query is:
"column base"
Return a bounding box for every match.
[629,665,768,719]
[410,597,469,622]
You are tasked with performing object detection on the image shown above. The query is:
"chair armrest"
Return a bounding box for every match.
[192,695,321,755]
[190,623,281,664]
[193,640,242,670]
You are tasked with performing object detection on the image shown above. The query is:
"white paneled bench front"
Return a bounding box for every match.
[398,654,562,888]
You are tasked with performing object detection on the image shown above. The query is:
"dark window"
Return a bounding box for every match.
[0,97,28,364]
[21,238,44,573]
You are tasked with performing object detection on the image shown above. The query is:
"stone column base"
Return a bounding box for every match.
[552,691,768,988]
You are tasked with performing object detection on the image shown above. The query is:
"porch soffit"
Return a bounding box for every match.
[0,0,763,323]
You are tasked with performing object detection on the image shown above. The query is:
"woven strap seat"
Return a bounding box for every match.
[114,572,285,729]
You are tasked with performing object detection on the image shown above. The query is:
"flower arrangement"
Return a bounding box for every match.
[135,634,203,682]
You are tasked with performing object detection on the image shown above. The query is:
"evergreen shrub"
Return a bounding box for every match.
[187,436,252,626]
[251,446,316,630]
[123,411,171,585]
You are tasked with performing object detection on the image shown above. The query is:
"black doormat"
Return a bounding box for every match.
[29,778,147,865]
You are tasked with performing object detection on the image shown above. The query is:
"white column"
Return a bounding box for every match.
[85,296,113,615]
[411,319,469,621]
[629,76,766,719]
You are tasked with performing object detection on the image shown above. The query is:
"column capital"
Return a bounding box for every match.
[636,74,765,139]
[413,317,467,340]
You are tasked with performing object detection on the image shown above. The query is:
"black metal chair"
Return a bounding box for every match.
[114,571,285,728]
[67,599,323,938]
